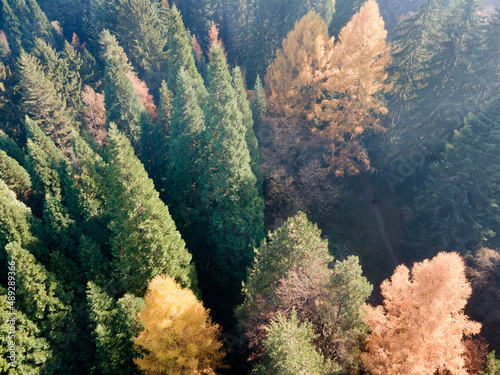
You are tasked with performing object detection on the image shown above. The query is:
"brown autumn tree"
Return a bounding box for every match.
[265,0,392,177]
[362,252,481,375]
[126,71,157,124]
[134,275,225,375]
[82,85,107,146]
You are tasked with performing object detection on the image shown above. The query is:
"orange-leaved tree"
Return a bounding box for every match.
[362,252,481,375]
[134,275,225,374]
[265,0,392,177]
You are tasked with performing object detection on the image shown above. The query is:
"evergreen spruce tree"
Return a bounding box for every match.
[31,38,83,131]
[385,0,490,165]
[86,282,144,374]
[232,66,263,193]
[100,30,151,156]
[408,95,500,255]
[166,69,205,241]
[5,241,90,374]
[0,180,43,266]
[253,310,335,375]
[166,5,207,105]
[153,80,173,189]
[66,135,109,248]
[0,0,55,57]
[18,52,75,153]
[106,0,168,93]
[0,288,51,374]
[24,116,66,209]
[199,43,264,322]
[250,74,267,130]
[0,60,24,144]
[106,123,197,296]
[0,149,31,199]
[0,130,25,166]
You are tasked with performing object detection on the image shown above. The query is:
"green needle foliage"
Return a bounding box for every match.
[253,309,336,375]
[409,95,500,255]
[0,149,31,200]
[166,4,207,105]
[166,68,206,241]
[86,282,144,375]
[199,42,264,322]
[232,66,263,193]
[0,0,55,57]
[250,74,267,130]
[100,30,148,156]
[18,52,76,154]
[106,123,197,296]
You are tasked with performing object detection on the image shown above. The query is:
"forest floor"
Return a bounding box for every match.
[320,172,413,301]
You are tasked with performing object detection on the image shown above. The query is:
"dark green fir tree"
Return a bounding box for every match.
[199,43,264,322]
[18,52,75,153]
[232,66,263,193]
[107,0,168,94]
[86,281,144,375]
[100,29,151,157]
[250,74,267,130]
[106,123,197,296]
[0,0,55,57]
[408,95,500,255]
[166,4,207,105]
[166,68,206,247]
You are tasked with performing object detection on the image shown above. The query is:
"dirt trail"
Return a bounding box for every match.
[360,174,399,267]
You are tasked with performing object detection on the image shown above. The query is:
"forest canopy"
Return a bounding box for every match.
[0,0,500,374]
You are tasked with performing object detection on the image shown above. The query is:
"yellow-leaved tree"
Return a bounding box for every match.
[265,0,392,177]
[134,275,225,374]
[362,252,481,375]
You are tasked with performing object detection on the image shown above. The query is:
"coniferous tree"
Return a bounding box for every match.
[250,74,267,130]
[408,95,500,255]
[0,149,31,200]
[199,43,264,322]
[0,180,43,267]
[106,0,168,93]
[135,275,225,374]
[24,116,66,210]
[363,252,481,375]
[0,0,55,57]
[0,288,51,374]
[18,52,75,153]
[385,0,491,165]
[0,131,25,165]
[166,69,205,241]
[31,38,83,124]
[153,79,173,188]
[86,282,144,374]
[0,60,24,144]
[166,5,207,105]
[5,241,90,374]
[100,30,151,156]
[106,123,197,296]
[265,2,392,176]
[232,66,263,193]
[238,212,371,372]
[253,310,335,375]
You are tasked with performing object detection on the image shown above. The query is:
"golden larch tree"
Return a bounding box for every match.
[265,0,392,177]
[134,275,225,375]
[362,252,481,375]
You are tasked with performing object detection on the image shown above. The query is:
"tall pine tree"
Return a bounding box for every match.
[199,43,264,323]
[166,4,207,105]
[106,123,197,296]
